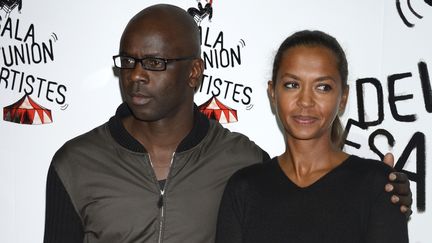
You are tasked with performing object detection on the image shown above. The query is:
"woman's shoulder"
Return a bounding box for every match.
[348,155,394,172]
[237,156,277,174]
[228,157,278,185]
[345,155,395,183]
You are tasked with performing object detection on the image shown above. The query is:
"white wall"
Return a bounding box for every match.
[0,0,430,242]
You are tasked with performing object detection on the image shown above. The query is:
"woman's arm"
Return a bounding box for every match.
[365,167,409,243]
[215,174,246,243]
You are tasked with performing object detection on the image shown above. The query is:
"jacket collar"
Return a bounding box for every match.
[108,103,209,153]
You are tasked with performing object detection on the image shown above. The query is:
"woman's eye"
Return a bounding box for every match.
[284,82,299,89]
[317,83,332,92]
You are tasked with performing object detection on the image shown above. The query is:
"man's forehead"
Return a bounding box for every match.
[131,6,188,27]
[119,5,199,56]
[119,27,191,57]
[124,14,185,40]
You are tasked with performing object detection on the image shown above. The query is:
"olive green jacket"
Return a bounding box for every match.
[48,103,267,243]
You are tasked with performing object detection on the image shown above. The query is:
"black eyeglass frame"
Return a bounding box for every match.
[112,55,197,71]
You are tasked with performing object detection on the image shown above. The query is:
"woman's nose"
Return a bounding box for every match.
[297,88,314,108]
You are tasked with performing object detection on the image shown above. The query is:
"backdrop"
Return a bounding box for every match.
[1,0,430,242]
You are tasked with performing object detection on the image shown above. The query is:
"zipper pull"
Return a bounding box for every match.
[157,194,164,208]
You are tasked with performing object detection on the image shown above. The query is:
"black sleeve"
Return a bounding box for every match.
[261,149,270,162]
[215,173,245,243]
[365,169,409,243]
[43,165,84,243]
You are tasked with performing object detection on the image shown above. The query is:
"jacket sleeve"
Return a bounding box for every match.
[261,149,270,162]
[43,165,84,243]
[365,169,409,243]
[215,172,246,243]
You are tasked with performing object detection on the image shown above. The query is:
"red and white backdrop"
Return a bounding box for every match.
[1,0,430,242]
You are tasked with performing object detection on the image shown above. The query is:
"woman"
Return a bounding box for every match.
[215,30,408,243]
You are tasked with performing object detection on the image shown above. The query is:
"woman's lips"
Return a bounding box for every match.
[292,115,318,124]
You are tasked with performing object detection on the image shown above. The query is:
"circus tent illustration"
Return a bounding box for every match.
[3,95,53,125]
[198,96,238,123]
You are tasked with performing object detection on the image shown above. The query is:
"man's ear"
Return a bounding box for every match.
[268,80,276,105]
[189,58,204,91]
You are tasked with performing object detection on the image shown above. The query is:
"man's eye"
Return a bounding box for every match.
[145,58,164,68]
[121,57,135,66]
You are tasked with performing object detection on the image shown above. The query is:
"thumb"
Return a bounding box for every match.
[383,152,395,167]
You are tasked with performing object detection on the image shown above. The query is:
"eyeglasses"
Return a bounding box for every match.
[112,55,196,71]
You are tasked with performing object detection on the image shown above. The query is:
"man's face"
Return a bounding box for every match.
[118,19,197,122]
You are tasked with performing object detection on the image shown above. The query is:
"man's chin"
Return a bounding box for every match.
[130,110,161,123]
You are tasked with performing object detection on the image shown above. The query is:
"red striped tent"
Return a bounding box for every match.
[3,95,53,125]
[198,96,238,123]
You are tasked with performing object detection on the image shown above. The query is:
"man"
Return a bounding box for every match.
[43,4,412,243]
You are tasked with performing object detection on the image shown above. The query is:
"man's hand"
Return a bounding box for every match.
[383,153,413,219]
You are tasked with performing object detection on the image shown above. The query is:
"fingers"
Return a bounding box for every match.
[397,193,413,207]
[389,171,409,183]
[391,195,400,204]
[388,193,413,207]
[383,152,395,167]
[390,194,413,205]
[382,154,413,219]
[385,183,393,192]
[400,205,413,220]
[385,171,413,218]
[388,193,413,218]
[387,172,411,196]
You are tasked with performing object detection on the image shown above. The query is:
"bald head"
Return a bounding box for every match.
[120,4,201,57]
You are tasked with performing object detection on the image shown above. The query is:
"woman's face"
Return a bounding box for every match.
[268,45,348,143]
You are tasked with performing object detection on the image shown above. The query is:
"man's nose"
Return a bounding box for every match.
[130,62,150,84]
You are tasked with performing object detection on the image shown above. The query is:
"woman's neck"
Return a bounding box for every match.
[278,137,348,187]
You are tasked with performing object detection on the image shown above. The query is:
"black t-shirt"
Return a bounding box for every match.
[216,155,408,243]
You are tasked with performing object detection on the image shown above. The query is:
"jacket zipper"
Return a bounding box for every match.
[149,152,175,243]
[157,190,165,243]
